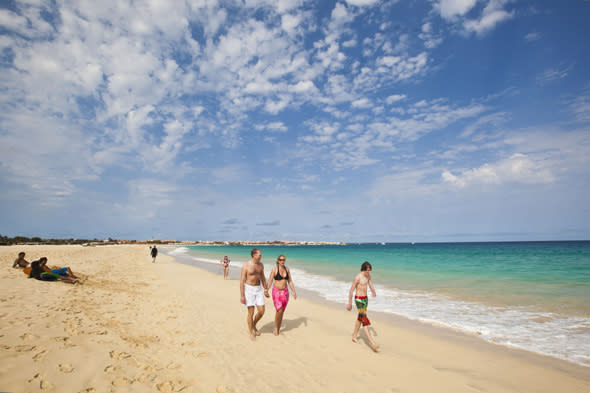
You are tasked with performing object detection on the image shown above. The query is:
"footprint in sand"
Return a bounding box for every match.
[156,380,189,393]
[112,376,132,387]
[193,351,209,358]
[59,363,74,373]
[33,350,48,362]
[104,365,117,373]
[109,350,132,360]
[20,333,38,340]
[140,363,160,372]
[28,374,53,390]
[53,336,76,348]
[28,373,42,383]
[216,385,235,393]
[14,344,36,352]
[77,388,96,393]
[136,372,158,383]
[166,362,182,370]
[65,327,79,335]
[40,379,54,390]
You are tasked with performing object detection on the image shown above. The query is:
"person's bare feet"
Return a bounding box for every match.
[352,337,359,344]
[250,333,256,341]
[254,329,261,336]
[273,329,279,336]
[371,344,380,352]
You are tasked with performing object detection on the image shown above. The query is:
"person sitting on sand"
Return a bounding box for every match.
[266,254,297,336]
[29,257,79,284]
[13,252,30,268]
[346,261,379,352]
[221,256,230,280]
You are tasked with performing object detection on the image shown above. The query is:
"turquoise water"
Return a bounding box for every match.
[169,241,590,366]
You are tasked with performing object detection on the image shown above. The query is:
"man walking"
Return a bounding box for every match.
[151,245,158,263]
[240,248,269,341]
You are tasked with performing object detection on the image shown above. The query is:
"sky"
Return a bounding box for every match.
[0,0,589,242]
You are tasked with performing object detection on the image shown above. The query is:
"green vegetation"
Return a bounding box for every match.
[0,235,100,245]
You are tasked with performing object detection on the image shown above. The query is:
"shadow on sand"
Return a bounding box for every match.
[259,316,308,334]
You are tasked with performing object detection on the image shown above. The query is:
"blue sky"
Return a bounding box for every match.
[1,0,589,242]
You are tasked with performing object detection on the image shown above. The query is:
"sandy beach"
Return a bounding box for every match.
[1,245,589,393]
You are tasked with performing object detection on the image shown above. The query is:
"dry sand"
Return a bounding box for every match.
[1,245,588,393]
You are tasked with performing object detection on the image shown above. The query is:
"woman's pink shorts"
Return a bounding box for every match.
[272,286,289,311]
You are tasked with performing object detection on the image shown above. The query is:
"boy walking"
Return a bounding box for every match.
[346,261,379,352]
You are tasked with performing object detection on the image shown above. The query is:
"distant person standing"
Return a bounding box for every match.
[151,245,158,263]
[221,256,230,280]
[346,261,379,352]
[240,248,269,341]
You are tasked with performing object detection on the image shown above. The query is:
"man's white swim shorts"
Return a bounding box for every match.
[244,283,265,307]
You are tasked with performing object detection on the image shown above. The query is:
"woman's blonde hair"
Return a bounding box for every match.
[276,254,286,266]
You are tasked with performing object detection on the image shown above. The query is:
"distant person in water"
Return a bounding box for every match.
[266,254,297,335]
[221,256,230,280]
[13,252,29,268]
[29,257,79,284]
[151,245,158,263]
[346,261,379,352]
[240,248,269,341]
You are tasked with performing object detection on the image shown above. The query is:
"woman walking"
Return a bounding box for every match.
[267,254,297,335]
[221,256,230,280]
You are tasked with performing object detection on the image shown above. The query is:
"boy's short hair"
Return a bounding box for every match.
[18,252,25,257]
[40,257,48,262]
[361,261,372,271]
[251,248,261,257]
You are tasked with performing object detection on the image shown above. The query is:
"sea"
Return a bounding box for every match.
[166,241,590,367]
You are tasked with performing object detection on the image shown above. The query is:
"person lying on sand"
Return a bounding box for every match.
[12,252,30,268]
[29,257,80,284]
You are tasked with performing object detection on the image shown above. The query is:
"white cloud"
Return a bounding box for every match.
[256,122,288,132]
[0,9,29,33]
[463,0,514,35]
[435,0,514,36]
[389,100,486,141]
[291,80,318,94]
[386,94,407,105]
[352,98,372,108]
[281,13,301,34]
[460,112,509,138]
[436,0,478,20]
[265,96,291,114]
[344,0,381,6]
[537,65,571,85]
[442,153,556,187]
[525,32,541,42]
[375,52,428,81]
[419,22,444,49]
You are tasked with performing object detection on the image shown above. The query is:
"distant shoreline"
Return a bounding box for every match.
[2,238,589,246]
